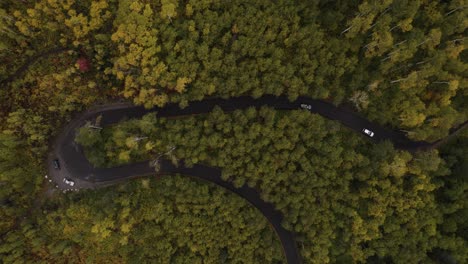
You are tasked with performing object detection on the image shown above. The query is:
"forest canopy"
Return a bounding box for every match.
[76,108,468,263]
[1,175,285,263]
[0,0,467,263]
[1,0,466,140]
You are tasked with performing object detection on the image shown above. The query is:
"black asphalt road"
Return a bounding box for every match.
[49,95,466,264]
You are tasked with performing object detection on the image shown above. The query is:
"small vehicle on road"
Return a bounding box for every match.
[300,104,312,110]
[63,178,75,186]
[362,128,375,137]
[53,159,60,170]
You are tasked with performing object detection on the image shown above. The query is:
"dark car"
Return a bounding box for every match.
[53,159,61,170]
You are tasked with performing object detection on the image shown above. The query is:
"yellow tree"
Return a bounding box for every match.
[111,1,190,108]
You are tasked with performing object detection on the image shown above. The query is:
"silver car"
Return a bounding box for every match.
[63,178,75,186]
[300,104,312,110]
[362,128,375,137]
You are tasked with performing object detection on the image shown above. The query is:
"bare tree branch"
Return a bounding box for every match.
[393,40,407,47]
[133,136,148,142]
[340,26,353,35]
[445,6,467,16]
[390,78,408,83]
[416,38,430,47]
[389,24,399,32]
[451,37,465,43]
[416,60,428,65]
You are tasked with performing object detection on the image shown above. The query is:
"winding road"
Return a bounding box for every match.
[0,47,69,86]
[48,95,467,264]
[1,40,462,264]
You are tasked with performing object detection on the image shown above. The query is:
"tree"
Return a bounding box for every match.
[75,123,102,148]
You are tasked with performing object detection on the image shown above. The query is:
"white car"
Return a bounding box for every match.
[300,104,312,110]
[63,178,75,186]
[362,128,375,137]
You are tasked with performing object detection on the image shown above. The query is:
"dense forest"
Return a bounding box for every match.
[76,108,468,263]
[2,175,284,263]
[1,0,466,140]
[0,0,466,263]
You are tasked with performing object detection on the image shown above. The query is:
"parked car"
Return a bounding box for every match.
[53,159,60,170]
[63,178,75,186]
[362,128,375,137]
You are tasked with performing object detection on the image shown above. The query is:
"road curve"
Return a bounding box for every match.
[48,95,466,264]
[0,47,69,86]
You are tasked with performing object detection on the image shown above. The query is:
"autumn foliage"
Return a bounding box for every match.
[77,57,91,72]
[0,0,466,263]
